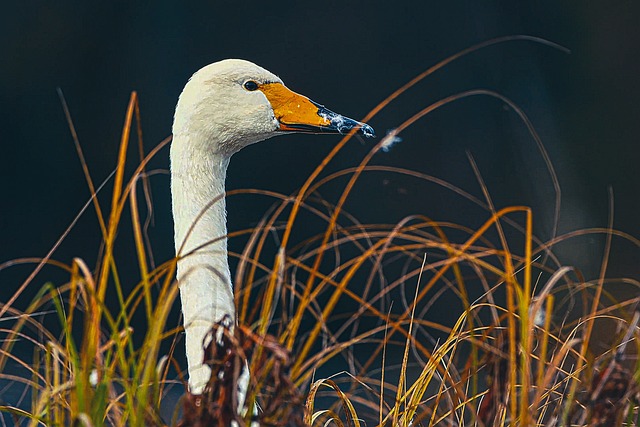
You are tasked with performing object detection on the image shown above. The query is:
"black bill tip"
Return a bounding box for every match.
[317,107,375,138]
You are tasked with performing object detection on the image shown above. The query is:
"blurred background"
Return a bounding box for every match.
[1,0,639,395]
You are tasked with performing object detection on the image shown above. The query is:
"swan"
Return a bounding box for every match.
[170,59,374,396]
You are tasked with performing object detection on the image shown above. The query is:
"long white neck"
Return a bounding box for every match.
[170,133,232,394]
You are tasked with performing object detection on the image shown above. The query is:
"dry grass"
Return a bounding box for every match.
[0,36,638,426]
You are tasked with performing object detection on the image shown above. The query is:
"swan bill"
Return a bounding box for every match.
[258,82,375,137]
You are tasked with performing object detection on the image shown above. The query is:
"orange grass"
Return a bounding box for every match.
[0,36,638,426]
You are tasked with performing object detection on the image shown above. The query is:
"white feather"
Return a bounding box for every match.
[171,60,282,395]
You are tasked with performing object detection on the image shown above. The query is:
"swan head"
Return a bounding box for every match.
[173,59,374,156]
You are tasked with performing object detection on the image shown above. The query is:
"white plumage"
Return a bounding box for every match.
[170,59,373,398]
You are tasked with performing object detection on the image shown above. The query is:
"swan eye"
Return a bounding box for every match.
[243,80,259,91]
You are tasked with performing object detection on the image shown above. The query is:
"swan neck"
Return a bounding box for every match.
[170,133,234,393]
[171,138,231,259]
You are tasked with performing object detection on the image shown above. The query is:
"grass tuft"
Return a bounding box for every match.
[1,37,638,426]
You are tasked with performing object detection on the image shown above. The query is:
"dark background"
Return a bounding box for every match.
[1,1,639,381]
